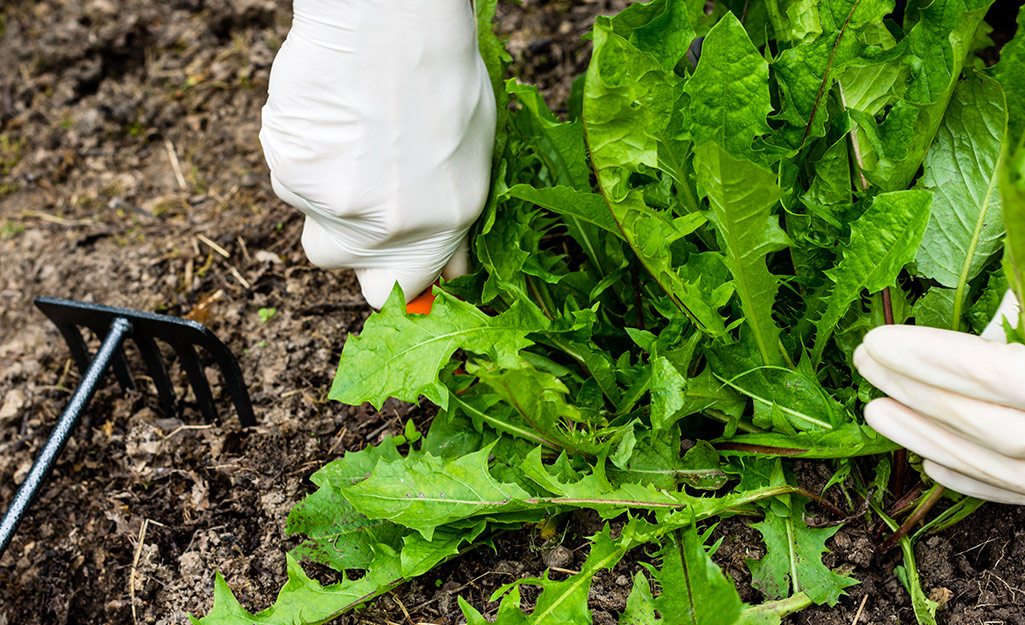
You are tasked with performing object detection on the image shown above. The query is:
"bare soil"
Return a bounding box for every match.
[0,1,1023,624]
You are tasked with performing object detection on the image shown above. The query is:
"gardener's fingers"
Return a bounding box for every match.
[299,213,468,308]
[922,460,1025,505]
[441,235,471,281]
[864,398,1025,496]
[859,325,1025,410]
[854,348,1025,459]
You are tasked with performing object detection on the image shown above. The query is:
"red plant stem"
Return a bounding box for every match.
[880,485,946,554]
[631,264,645,331]
[879,286,909,497]
[887,482,924,518]
[881,287,894,325]
[892,449,908,499]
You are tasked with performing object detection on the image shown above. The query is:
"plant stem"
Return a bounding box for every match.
[778,338,796,369]
[792,488,847,518]
[881,287,894,325]
[741,592,813,619]
[702,408,765,434]
[892,448,908,500]
[887,481,924,518]
[880,484,946,553]
[631,261,645,331]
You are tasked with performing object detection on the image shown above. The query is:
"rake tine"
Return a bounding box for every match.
[133,334,179,420]
[174,342,218,424]
[54,323,90,376]
[199,339,256,428]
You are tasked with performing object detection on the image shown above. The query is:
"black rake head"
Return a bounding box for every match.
[0,297,256,559]
[34,296,256,428]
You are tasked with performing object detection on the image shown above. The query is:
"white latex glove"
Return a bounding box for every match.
[854,291,1025,504]
[260,0,496,308]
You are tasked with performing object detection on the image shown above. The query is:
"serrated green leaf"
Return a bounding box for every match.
[990,6,1025,143]
[520,447,691,517]
[649,356,687,430]
[679,367,747,421]
[608,0,697,72]
[585,19,678,200]
[911,286,959,330]
[746,509,857,605]
[708,335,842,432]
[330,288,543,410]
[196,551,409,625]
[621,571,661,625]
[838,23,906,115]
[914,76,1007,327]
[695,142,786,365]
[813,190,933,360]
[608,430,726,491]
[506,184,622,236]
[771,0,898,147]
[584,21,732,335]
[645,522,744,624]
[286,487,403,572]
[678,12,772,162]
[904,0,992,107]
[477,202,538,302]
[471,361,613,456]
[340,446,535,539]
[717,422,899,458]
[507,81,591,190]
[851,0,991,191]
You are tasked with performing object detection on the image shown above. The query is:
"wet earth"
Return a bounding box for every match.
[1,1,1024,624]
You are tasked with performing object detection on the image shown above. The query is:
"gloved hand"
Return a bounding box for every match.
[854,291,1025,504]
[259,0,496,308]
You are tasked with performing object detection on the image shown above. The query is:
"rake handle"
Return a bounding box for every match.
[0,317,132,559]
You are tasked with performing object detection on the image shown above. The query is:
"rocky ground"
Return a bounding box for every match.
[0,1,1024,624]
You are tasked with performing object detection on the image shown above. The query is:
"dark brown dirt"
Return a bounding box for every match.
[0,1,1023,624]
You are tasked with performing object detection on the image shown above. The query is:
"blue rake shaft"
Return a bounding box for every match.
[0,317,132,557]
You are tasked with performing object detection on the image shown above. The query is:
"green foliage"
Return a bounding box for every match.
[198,1,1024,624]
[257,307,276,323]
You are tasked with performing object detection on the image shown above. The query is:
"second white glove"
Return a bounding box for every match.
[260,0,496,308]
[855,291,1025,504]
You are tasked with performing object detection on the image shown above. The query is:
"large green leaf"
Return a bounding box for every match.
[851,0,991,191]
[584,20,732,334]
[329,289,543,410]
[507,80,591,190]
[813,190,933,360]
[643,523,744,624]
[990,5,1025,144]
[677,12,773,162]
[771,0,898,147]
[584,18,677,200]
[747,509,857,605]
[903,0,993,106]
[608,0,697,72]
[695,142,787,365]
[914,75,1007,328]
[505,184,622,236]
[340,446,535,540]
